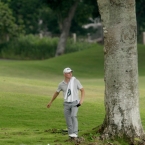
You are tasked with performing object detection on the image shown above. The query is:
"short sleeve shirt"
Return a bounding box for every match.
[56,78,83,102]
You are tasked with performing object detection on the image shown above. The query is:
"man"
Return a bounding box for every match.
[47,67,85,138]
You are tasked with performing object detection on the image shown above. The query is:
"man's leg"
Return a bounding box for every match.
[71,102,78,135]
[64,102,73,135]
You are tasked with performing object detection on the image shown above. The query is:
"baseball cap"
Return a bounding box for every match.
[63,67,73,74]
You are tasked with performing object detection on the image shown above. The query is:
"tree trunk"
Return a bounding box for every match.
[97,0,145,143]
[55,1,78,56]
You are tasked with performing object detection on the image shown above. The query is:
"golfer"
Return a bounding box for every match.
[47,67,85,138]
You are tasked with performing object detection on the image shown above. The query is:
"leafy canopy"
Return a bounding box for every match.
[0,2,18,42]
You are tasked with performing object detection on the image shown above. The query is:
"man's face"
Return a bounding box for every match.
[64,72,72,79]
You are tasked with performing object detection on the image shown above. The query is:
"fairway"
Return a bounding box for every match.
[0,44,145,145]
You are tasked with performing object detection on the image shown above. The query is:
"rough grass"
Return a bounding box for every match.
[0,44,145,145]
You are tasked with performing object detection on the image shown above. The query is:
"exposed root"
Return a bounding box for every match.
[92,124,145,145]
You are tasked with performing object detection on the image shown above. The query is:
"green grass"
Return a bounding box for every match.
[0,43,145,145]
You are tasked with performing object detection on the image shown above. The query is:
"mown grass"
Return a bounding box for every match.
[0,43,145,145]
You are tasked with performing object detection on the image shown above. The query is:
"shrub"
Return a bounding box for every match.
[0,35,58,60]
[65,38,93,53]
[0,35,94,60]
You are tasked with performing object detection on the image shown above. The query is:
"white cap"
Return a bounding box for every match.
[63,67,73,74]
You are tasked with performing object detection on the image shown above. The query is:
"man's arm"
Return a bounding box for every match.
[79,88,85,105]
[47,91,60,108]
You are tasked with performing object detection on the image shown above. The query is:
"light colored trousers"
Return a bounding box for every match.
[63,100,78,135]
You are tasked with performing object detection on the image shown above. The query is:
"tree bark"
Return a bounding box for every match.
[97,0,145,143]
[55,0,79,56]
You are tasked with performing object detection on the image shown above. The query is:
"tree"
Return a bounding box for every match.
[39,6,60,35]
[54,0,79,56]
[40,0,76,55]
[136,0,145,42]
[0,2,17,43]
[97,0,145,143]
[45,0,99,56]
[46,0,80,56]
[2,0,43,34]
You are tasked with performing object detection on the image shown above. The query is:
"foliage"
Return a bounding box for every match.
[39,6,60,34]
[65,39,93,53]
[0,2,18,43]
[44,0,100,34]
[74,0,100,25]
[45,0,78,20]
[0,35,58,60]
[0,35,94,60]
[0,0,98,37]
[0,0,145,41]
[136,0,145,42]
[1,0,44,34]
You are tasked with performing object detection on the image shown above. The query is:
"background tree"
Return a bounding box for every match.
[1,0,144,44]
[38,0,100,37]
[136,0,145,42]
[2,0,43,34]
[71,0,100,35]
[55,0,79,56]
[45,0,100,56]
[0,2,18,43]
[97,0,145,143]
[45,0,80,56]
[39,6,60,35]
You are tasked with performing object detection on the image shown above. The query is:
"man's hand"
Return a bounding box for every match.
[76,103,81,107]
[47,103,51,108]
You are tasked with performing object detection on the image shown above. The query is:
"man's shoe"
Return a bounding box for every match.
[69,133,78,138]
